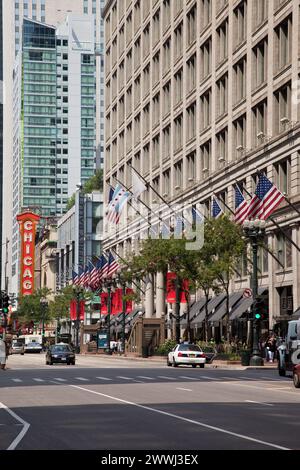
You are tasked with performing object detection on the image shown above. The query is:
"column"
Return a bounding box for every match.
[145,273,154,318]
[155,271,165,318]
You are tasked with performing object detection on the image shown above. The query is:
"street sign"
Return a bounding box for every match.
[243,288,252,298]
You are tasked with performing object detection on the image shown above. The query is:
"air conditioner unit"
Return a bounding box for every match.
[257,131,264,139]
[280,117,289,125]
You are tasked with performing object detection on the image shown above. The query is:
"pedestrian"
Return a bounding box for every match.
[265,336,277,363]
[0,336,8,370]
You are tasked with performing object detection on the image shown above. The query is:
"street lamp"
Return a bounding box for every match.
[73,286,84,354]
[242,218,266,366]
[115,269,127,355]
[39,297,48,346]
[102,277,115,355]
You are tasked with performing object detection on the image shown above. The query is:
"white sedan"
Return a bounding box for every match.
[167,343,206,368]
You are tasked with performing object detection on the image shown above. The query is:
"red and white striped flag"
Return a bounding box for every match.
[247,174,284,220]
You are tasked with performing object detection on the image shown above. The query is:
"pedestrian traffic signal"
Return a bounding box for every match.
[254,297,268,321]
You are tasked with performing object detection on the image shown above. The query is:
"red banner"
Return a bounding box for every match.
[126,288,134,313]
[100,293,108,315]
[70,300,85,321]
[17,211,40,296]
[111,288,122,315]
[166,273,189,304]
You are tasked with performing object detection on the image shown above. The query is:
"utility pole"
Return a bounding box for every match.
[175,276,181,344]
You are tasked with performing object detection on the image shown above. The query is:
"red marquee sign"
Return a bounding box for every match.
[17,211,40,296]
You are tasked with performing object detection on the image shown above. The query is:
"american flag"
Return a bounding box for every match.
[212,197,223,219]
[78,267,85,286]
[107,252,120,278]
[106,184,131,224]
[83,265,90,287]
[247,174,284,220]
[234,185,248,224]
[90,259,100,288]
[192,207,204,224]
[72,270,79,285]
[98,254,108,279]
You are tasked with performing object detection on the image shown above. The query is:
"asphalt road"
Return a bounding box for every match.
[0,353,299,450]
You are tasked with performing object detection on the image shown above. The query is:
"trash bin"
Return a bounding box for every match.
[240,350,251,366]
[142,346,148,358]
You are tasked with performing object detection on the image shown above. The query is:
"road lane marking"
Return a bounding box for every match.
[157,376,176,380]
[11,379,22,383]
[176,387,193,392]
[116,376,144,383]
[220,381,300,396]
[69,385,289,450]
[75,377,89,381]
[220,377,237,380]
[0,401,30,450]
[201,376,219,380]
[137,376,154,380]
[179,376,200,381]
[33,378,44,382]
[53,378,67,382]
[96,377,112,381]
[245,400,274,407]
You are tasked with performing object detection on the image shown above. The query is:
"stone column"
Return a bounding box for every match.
[156,271,165,318]
[145,273,154,318]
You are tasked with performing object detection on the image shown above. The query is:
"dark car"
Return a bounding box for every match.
[201,346,217,364]
[46,343,76,365]
[293,364,300,388]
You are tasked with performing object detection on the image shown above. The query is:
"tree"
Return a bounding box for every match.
[205,216,245,342]
[17,287,53,327]
[65,169,103,210]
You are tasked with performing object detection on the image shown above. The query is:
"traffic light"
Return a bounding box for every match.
[2,293,9,314]
[255,297,268,321]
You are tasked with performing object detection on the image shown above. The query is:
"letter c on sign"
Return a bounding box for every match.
[24,221,33,230]
[24,256,32,266]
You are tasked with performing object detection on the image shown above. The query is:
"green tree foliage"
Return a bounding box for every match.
[17,287,53,325]
[65,169,103,210]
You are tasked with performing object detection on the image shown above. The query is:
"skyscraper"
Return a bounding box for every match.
[2,0,105,294]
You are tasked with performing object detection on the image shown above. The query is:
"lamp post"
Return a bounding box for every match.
[39,297,48,347]
[242,219,266,366]
[175,275,181,344]
[74,286,84,354]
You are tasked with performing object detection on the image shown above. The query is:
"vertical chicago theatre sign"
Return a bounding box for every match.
[17,212,40,296]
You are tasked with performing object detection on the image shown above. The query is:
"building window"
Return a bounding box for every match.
[216,74,228,117]
[274,157,291,195]
[186,102,196,141]
[174,68,183,104]
[200,37,212,80]
[201,0,211,31]
[174,160,183,190]
[276,230,292,269]
[233,0,247,49]
[152,134,160,167]
[216,128,228,168]
[253,38,268,89]
[143,104,150,136]
[152,9,160,46]
[253,0,268,28]
[200,140,211,178]
[163,169,170,196]
[275,16,292,71]
[163,0,170,31]
[233,56,246,104]
[163,81,171,115]
[274,82,291,134]
[174,114,183,151]
[153,51,160,84]
[187,152,196,184]
[233,114,246,158]
[187,54,196,94]
[252,100,267,147]
[174,22,183,61]
[200,88,211,130]
[186,5,197,47]
[217,19,228,64]
[163,125,171,159]
[152,92,160,126]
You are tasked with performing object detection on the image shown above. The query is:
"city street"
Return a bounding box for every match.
[0,354,299,450]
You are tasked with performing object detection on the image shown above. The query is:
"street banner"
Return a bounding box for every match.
[166,273,189,304]
[100,292,108,314]
[16,211,40,296]
[126,288,134,313]
[69,300,85,321]
[166,272,177,303]
[111,288,122,315]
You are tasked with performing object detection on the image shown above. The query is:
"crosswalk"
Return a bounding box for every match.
[2,374,288,385]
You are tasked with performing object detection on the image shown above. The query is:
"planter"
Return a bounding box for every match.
[240,350,251,366]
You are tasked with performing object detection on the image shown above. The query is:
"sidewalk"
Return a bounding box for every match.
[81,352,278,370]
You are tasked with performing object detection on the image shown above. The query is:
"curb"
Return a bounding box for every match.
[79,354,278,370]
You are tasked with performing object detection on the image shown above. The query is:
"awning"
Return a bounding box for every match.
[181,298,207,326]
[289,307,300,321]
[208,292,243,323]
[191,294,226,326]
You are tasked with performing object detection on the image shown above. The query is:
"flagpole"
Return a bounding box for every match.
[256,170,300,218]
[113,176,167,225]
[110,183,152,229]
[110,247,146,295]
[237,180,300,253]
[128,163,193,227]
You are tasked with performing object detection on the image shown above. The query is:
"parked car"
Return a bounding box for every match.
[10,341,25,355]
[46,343,76,365]
[293,364,300,388]
[201,346,217,364]
[167,343,206,368]
[24,342,43,353]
